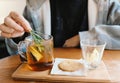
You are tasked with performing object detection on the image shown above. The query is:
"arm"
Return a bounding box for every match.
[79,25,120,50]
[4,0,49,55]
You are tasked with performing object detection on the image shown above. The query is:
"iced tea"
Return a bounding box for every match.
[26,33,54,71]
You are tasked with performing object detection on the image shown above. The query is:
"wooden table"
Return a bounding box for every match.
[0,48,120,83]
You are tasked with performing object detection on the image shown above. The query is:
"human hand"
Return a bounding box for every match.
[63,35,80,47]
[0,11,32,38]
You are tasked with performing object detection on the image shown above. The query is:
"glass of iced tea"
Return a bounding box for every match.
[18,31,54,71]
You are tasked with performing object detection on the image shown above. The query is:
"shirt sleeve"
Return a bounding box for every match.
[79,25,120,50]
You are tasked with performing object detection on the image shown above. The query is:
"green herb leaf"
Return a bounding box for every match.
[30,30,44,52]
[30,30,43,44]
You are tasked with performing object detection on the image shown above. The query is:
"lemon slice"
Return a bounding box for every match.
[86,49,99,63]
[90,49,99,62]
[29,46,43,61]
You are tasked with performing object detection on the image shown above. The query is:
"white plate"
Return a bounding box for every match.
[50,58,86,76]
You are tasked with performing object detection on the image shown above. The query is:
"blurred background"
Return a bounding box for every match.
[0,0,26,58]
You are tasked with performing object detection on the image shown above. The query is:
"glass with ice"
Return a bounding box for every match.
[80,39,106,70]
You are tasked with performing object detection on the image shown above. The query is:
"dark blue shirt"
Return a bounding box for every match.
[50,0,88,47]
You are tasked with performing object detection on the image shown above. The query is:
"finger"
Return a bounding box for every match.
[4,16,24,32]
[9,11,32,32]
[0,24,14,34]
[1,31,24,38]
[1,32,12,38]
[11,31,24,38]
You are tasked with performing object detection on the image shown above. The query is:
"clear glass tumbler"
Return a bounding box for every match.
[80,39,106,70]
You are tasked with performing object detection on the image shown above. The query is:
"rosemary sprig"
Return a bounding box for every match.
[30,30,45,52]
[30,30,43,44]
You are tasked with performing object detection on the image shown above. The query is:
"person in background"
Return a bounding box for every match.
[0,0,88,56]
[1,0,120,57]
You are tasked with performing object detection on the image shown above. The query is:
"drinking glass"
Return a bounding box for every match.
[18,32,54,71]
[80,39,106,70]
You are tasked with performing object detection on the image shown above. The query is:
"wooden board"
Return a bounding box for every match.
[12,61,111,82]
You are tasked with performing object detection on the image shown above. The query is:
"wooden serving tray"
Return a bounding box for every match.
[12,61,111,82]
